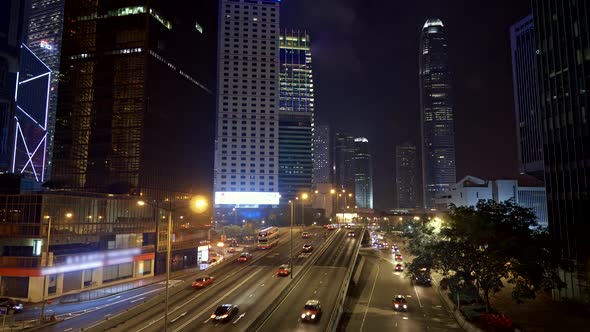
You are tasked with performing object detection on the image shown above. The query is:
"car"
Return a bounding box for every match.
[395,254,403,261]
[301,232,310,239]
[347,231,356,237]
[210,304,239,322]
[276,264,291,276]
[326,225,336,230]
[344,224,352,229]
[0,298,23,314]
[237,252,252,262]
[228,247,237,253]
[392,295,408,311]
[302,244,313,253]
[414,268,432,286]
[395,263,404,272]
[392,246,400,253]
[192,276,214,288]
[300,300,322,322]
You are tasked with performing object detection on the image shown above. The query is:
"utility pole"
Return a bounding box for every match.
[290,200,294,279]
[39,216,51,322]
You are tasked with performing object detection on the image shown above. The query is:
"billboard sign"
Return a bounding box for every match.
[215,192,281,205]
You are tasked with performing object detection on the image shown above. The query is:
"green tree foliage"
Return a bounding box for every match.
[407,199,563,312]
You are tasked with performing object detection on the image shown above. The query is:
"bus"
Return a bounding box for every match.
[257,226,279,249]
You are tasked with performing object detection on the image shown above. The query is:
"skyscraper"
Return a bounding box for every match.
[396,142,418,209]
[511,14,544,181]
[278,29,314,200]
[0,0,26,172]
[214,0,281,202]
[419,19,456,209]
[26,0,65,179]
[52,1,217,198]
[313,124,331,185]
[353,137,373,209]
[333,131,356,195]
[532,0,590,302]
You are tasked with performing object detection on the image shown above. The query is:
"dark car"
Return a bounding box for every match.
[414,268,432,286]
[392,295,408,311]
[347,231,356,237]
[210,304,239,322]
[192,276,214,289]
[300,300,322,322]
[0,298,23,314]
[302,244,313,253]
[394,263,404,272]
[394,253,403,261]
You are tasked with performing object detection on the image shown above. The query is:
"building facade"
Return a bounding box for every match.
[436,175,548,228]
[214,0,281,199]
[313,124,330,186]
[395,142,418,208]
[0,193,208,302]
[333,132,356,195]
[511,14,544,180]
[419,19,456,209]
[352,137,373,209]
[532,0,590,302]
[26,0,65,180]
[0,0,26,172]
[278,29,313,201]
[52,1,216,199]
[12,44,51,189]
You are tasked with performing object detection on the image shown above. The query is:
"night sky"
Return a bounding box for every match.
[281,0,532,210]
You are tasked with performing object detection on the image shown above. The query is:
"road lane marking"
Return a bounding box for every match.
[233,312,246,324]
[129,297,145,304]
[360,263,380,332]
[414,286,423,308]
[64,328,72,332]
[173,271,260,332]
[171,312,187,323]
[106,296,121,301]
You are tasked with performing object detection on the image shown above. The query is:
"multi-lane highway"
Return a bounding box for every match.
[255,228,361,332]
[39,227,327,332]
[342,235,461,331]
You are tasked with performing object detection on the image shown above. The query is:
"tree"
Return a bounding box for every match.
[408,199,563,312]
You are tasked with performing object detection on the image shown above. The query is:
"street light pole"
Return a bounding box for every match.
[290,200,294,279]
[164,203,172,332]
[39,216,51,322]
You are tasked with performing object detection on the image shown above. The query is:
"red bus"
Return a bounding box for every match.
[257,227,279,249]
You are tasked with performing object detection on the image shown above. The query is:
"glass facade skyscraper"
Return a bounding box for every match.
[333,132,356,195]
[419,19,456,209]
[533,0,590,302]
[511,14,544,181]
[26,0,65,180]
[214,0,281,198]
[396,142,418,209]
[353,137,373,209]
[52,1,216,198]
[278,29,314,200]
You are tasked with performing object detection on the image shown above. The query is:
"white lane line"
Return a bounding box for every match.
[360,263,380,332]
[171,312,187,323]
[106,296,121,302]
[173,271,260,332]
[129,297,145,304]
[414,286,423,308]
[64,328,73,332]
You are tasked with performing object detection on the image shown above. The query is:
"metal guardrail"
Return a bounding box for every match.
[246,228,342,332]
[325,227,364,332]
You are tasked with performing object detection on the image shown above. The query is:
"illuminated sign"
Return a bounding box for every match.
[40,40,53,50]
[215,192,281,205]
[33,240,42,256]
[42,248,141,275]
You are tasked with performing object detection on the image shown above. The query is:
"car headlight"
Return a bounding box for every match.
[394,304,399,308]
[301,314,306,319]
[211,314,216,319]
[221,314,228,318]
[311,314,316,319]
[403,305,407,308]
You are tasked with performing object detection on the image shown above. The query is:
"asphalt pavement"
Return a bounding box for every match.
[37,227,325,332]
[341,235,461,332]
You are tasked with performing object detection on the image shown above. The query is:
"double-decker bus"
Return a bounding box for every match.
[257,226,279,249]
